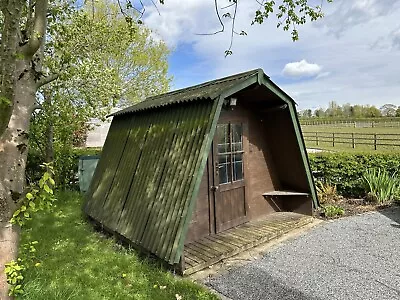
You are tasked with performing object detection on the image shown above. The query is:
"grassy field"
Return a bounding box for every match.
[17,191,217,300]
[301,125,400,152]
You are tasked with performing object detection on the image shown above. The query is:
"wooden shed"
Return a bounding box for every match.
[85,69,317,274]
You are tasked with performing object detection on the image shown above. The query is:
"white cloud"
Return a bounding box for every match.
[144,0,224,47]
[142,0,400,110]
[392,27,400,50]
[316,72,331,79]
[320,0,400,37]
[282,60,322,78]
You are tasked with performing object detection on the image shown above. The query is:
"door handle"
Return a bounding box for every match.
[211,186,219,192]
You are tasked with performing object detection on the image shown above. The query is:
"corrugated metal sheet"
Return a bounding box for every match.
[85,100,217,264]
[109,69,261,116]
[85,68,314,267]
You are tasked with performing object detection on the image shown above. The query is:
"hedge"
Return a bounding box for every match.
[26,148,101,188]
[308,152,400,197]
[27,149,400,198]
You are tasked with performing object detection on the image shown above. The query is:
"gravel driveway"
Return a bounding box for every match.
[206,208,400,300]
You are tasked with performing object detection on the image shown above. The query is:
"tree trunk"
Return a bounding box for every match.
[0,0,48,297]
[0,59,37,300]
[44,91,54,163]
[0,59,37,220]
[45,122,55,163]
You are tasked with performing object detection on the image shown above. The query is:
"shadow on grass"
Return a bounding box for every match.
[19,190,216,300]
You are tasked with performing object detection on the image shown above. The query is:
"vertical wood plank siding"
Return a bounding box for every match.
[85,100,216,264]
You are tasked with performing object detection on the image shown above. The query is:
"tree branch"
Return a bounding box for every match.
[195,0,225,35]
[36,73,58,88]
[21,0,48,57]
[225,0,238,57]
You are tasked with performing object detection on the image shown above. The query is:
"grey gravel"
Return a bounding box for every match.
[205,208,400,300]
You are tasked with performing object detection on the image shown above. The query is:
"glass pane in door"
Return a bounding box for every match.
[232,124,243,152]
[232,153,243,181]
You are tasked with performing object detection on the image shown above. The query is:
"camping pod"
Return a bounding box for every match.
[85,69,318,274]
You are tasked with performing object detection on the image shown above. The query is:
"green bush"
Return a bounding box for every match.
[322,205,345,218]
[26,148,101,188]
[363,168,400,203]
[309,152,400,197]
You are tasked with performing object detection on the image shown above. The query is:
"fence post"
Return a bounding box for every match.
[316,132,319,146]
[352,133,355,148]
[374,134,377,150]
[332,133,335,147]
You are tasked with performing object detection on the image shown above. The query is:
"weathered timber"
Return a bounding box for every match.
[183,212,313,275]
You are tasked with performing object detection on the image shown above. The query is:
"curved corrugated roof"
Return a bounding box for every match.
[109,69,262,116]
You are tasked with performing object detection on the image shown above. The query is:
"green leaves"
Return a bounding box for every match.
[11,162,56,226]
[224,50,233,57]
[322,205,344,218]
[31,1,171,189]
[363,169,400,203]
[310,152,400,197]
[0,95,11,106]
[5,260,26,296]
[252,0,333,41]
[5,239,42,296]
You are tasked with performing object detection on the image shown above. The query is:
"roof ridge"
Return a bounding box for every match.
[109,68,263,117]
[144,68,261,102]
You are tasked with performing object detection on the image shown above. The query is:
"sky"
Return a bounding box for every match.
[142,0,400,111]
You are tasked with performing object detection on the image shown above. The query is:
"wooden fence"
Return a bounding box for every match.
[303,131,400,150]
[301,120,400,128]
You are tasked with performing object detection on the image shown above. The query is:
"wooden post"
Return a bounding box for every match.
[332,133,335,147]
[352,133,355,148]
[316,132,319,146]
[374,134,377,150]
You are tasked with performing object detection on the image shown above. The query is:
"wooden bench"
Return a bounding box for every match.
[262,191,310,197]
[262,191,310,212]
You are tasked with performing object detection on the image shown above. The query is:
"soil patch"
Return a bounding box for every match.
[315,197,399,219]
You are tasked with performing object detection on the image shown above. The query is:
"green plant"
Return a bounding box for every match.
[4,259,25,296]
[322,205,345,218]
[17,191,218,300]
[11,162,56,226]
[309,152,400,197]
[316,181,340,204]
[363,168,400,203]
[6,163,53,296]
[5,240,41,296]
[26,148,101,187]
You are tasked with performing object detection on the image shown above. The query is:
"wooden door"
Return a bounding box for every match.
[213,122,248,232]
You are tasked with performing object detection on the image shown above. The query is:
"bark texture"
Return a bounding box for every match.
[0,59,37,221]
[0,0,49,297]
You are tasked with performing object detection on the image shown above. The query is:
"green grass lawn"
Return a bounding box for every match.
[301,125,400,152]
[18,191,218,300]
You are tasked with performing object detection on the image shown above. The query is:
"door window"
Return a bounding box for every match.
[217,123,244,184]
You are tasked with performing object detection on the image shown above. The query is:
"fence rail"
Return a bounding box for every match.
[301,120,400,128]
[303,131,400,150]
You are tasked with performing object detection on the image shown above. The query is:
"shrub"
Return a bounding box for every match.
[363,168,400,203]
[316,181,341,204]
[26,148,101,188]
[309,152,400,198]
[322,205,345,218]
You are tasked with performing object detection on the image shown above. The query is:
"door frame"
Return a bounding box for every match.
[211,114,250,233]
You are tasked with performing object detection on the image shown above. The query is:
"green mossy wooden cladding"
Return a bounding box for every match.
[85,68,318,267]
[85,100,216,264]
